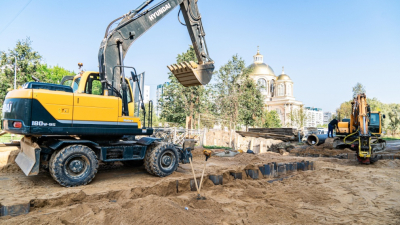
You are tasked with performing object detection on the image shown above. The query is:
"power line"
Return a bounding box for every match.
[0,0,33,36]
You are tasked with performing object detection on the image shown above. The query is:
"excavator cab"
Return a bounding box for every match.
[369,112,385,135]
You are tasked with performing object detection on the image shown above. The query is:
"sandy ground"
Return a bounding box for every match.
[0,142,399,224]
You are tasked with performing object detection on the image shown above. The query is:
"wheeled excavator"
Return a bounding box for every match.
[334,93,386,164]
[1,0,214,187]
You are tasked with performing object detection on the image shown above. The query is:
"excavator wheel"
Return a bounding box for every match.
[49,145,99,187]
[370,156,379,164]
[146,142,179,177]
[144,142,162,175]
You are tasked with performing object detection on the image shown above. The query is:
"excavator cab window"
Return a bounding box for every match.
[369,113,380,133]
[120,85,133,103]
[85,74,103,95]
[73,77,81,93]
[369,113,379,126]
[63,80,73,87]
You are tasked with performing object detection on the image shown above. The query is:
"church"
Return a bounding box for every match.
[248,47,303,127]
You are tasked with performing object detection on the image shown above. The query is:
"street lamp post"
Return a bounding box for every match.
[14,56,17,89]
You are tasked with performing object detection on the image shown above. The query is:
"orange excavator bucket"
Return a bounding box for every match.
[167,61,214,87]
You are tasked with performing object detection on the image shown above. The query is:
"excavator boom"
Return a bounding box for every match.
[98,0,214,96]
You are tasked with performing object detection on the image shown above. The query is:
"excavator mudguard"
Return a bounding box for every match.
[168,61,214,87]
[15,137,41,176]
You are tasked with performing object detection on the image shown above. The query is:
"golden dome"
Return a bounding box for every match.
[248,63,275,76]
[249,46,275,76]
[277,66,291,81]
[277,74,291,80]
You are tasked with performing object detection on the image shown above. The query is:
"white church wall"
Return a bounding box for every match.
[247,47,304,128]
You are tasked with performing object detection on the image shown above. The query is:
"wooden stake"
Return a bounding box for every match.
[188,157,199,194]
[198,160,207,192]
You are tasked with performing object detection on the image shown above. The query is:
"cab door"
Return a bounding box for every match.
[117,78,141,128]
[73,73,119,124]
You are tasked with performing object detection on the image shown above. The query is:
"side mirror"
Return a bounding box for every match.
[382,114,386,119]
[31,75,40,82]
[131,71,138,82]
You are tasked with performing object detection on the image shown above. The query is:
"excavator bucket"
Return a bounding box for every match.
[167,61,214,87]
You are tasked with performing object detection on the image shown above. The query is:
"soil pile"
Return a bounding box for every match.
[1,142,400,224]
[291,145,353,157]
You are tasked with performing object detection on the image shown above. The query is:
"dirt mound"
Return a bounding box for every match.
[371,159,400,168]
[291,145,353,157]
[0,147,21,173]
[3,195,217,225]
[268,142,295,153]
[0,147,19,166]
[0,163,21,173]
[1,144,400,224]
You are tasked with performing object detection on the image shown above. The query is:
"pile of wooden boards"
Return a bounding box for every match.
[236,128,298,142]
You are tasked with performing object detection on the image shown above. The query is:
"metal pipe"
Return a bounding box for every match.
[118,42,129,116]
[130,0,154,16]
[118,43,125,84]
[363,116,366,135]
[307,134,334,146]
[298,131,301,143]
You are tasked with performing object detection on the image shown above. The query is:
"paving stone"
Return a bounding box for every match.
[190,179,200,191]
[230,172,242,180]
[245,169,259,179]
[209,175,223,185]
[1,203,30,217]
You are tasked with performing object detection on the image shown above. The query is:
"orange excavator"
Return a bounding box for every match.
[335,93,386,164]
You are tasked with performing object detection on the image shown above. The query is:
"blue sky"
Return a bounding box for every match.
[0,0,399,112]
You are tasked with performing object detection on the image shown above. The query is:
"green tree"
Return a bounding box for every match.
[213,55,248,130]
[335,83,400,134]
[35,64,75,84]
[336,100,352,119]
[258,110,281,128]
[0,38,42,105]
[239,77,263,130]
[0,38,75,108]
[159,46,211,128]
[388,110,400,136]
[352,82,366,98]
[289,107,308,129]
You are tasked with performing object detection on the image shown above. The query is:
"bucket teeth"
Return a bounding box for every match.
[167,61,214,87]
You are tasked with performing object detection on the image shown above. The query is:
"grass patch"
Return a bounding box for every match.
[203,145,231,150]
[382,137,400,141]
[0,132,22,143]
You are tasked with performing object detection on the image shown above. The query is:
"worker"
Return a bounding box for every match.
[328,118,339,138]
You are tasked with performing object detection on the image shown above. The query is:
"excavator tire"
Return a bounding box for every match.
[49,145,98,187]
[144,142,162,175]
[148,142,179,177]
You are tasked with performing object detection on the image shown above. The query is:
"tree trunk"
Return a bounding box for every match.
[189,92,194,129]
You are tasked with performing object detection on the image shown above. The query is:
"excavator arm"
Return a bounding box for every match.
[98,0,214,98]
